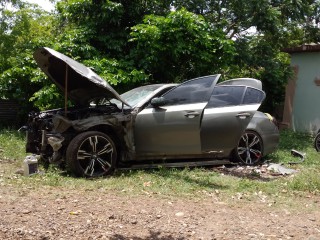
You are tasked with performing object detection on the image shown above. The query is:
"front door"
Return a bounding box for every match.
[134,75,220,157]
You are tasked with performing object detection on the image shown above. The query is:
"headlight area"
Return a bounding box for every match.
[25,111,55,155]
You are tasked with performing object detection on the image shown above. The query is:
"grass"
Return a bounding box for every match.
[0,128,319,204]
[0,129,27,164]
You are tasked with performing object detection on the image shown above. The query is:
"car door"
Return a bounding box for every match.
[134,75,220,157]
[200,85,265,156]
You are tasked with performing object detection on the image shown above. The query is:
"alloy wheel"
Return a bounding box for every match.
[76,134,115,177]
[236,131,263,165]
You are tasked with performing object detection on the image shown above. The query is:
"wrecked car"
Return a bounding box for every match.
[25,47,279,177]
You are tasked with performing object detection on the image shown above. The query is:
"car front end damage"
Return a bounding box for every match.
[25,105,133,165]
[25,47,136,173]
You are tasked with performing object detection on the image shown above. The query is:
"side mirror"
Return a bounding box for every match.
[150,97,166,107]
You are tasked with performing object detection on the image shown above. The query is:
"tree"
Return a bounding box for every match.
[130,8,235,82]
[225,36,292,113]
[55,0,172,57]
[2,0,320,118]
[172,0,320,42]
[0,1,57,115]
[171,0,320,113]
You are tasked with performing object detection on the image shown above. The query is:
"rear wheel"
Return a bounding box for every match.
[314,132,320,152]
[66,131,117,177]
[234,130,263,165]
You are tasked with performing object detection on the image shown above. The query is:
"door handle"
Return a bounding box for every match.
[184,111,200,118]
[236,112,251,119]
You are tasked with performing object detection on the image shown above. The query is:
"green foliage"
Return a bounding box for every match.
[53,27,99,60]
[56,0,172,57]
[29,84,65,110]
[171,0,320,113]
[84,58,149,86]
[1,0,320,119]
[57,0,124,37]
[130,8,235,82]
[0,2,57,116]
[173,0,320,41]
[221,36,293,113]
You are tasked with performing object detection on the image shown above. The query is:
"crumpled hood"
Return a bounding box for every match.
[33,47,130,107]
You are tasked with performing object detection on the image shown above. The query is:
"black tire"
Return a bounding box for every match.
[234,130,263,165]
[66,131,117,177]
[314,132,320,152]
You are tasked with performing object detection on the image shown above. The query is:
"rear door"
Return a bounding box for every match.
[201,85,265,156]
[134,75,220,157]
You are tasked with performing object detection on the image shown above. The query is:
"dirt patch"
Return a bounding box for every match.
[0,161,319,240]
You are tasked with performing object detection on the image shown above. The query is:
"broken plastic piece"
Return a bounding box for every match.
[267,163,297,175]
[289,149,306,164]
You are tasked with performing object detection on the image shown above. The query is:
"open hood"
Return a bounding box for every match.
[33,47,130,107]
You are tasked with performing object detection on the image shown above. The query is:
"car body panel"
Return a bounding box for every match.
[135,102,206,156]
[201,104,261,155]
[200,83,266,155]
[134,75,219,156]
[246,111,279,155]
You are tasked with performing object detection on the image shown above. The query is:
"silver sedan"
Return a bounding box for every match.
[25,47,279,177]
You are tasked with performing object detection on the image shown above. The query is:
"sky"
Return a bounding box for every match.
[25,0,54,12]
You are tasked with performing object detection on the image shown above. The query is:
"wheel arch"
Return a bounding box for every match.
[85,124,127,152]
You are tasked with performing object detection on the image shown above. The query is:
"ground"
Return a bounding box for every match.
[0,161,319,240]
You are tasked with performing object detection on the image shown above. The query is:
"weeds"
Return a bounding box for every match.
[0,128,26,164]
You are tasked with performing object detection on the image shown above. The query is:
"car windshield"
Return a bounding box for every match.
[111,85,163,108]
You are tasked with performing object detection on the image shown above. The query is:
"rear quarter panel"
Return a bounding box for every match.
[247,112,279,155]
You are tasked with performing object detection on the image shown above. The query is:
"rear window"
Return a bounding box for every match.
[207,86,245,107]
[207,85,265,108]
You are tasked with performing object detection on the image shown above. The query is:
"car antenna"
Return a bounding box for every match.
[121,102,124,113]
[64,63,68,116]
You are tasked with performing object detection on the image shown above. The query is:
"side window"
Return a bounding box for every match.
[243,87,265,104]
[162,76,215,106]
[207,86,245,108]
[207,85,265,108]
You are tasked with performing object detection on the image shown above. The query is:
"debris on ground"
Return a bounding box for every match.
[289,149,306,164]
[267,163,297,175]
[214,163,298,180]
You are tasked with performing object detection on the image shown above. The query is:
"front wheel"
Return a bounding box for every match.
[314,132,320,152]
[66,131,117,177]
[234,130,263,165]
